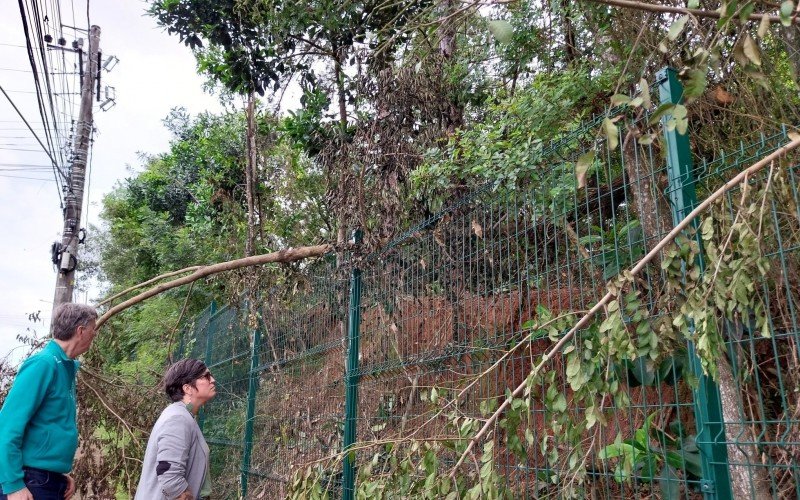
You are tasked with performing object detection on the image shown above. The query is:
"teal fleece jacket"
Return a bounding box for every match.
[0,340,80,494]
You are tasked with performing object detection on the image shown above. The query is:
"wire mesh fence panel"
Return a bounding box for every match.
[244,261,351,499]
[688,129,800,500]
[199,305,252,499]
[185,76,800,498]
[344,94,709,497]
[177,303,213,361]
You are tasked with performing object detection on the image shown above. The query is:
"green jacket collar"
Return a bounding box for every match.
[44,340,81,369]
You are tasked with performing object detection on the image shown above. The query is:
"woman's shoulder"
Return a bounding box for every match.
[155,402,196,426]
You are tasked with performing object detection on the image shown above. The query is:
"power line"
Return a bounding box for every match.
[0,147,46,152]
[27,0,66,171]
[0,83,68,202]
[0,173,56,181]
[17,0,61,176]
[0,162,56,167]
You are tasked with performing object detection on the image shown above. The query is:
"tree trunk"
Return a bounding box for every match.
[333,43,348,133]
[622,128,672,266]
[245,91,258,257]
[717,357,772,499]
[560,0,579,64]
[438,0,463,134]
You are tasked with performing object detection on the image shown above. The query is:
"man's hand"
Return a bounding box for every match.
[175,489,194,500]
[7,487,34,500]
[64,473,76,499]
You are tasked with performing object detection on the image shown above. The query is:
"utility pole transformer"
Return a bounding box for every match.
[53,25,100,309]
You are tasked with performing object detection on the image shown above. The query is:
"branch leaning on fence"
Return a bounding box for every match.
[96,244,332,328]
[448,136,800,478]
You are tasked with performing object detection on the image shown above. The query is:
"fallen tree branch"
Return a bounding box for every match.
[96,244,332,328]
[99,266,203,306]
[587,0,800,24]
[448,136,800,478]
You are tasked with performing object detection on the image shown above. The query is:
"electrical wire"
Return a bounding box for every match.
[0,83,66,184]
[17,0,60,172]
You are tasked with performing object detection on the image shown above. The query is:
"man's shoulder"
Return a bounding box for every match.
[19,347,60,371]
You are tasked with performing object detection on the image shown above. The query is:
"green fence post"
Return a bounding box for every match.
[657,67,732,499]
[342,230,363,500]
[241,325,261,498]
[198,300,217,431]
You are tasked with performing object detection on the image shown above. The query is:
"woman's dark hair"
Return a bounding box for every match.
[164,359,208,402]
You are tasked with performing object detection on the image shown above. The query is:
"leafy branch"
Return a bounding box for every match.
[449,135,800,476]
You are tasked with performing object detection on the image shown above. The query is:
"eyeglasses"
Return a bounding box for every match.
[199,371,213,382]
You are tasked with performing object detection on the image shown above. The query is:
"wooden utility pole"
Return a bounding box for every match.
[53,25,100,308]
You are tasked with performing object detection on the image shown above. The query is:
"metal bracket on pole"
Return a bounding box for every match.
[657,67,732,500]
[342,229,363,500]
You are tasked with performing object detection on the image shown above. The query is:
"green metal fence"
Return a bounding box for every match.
[178,68,800,499]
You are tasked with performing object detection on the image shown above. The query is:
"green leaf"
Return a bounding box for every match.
[673,104,689,135]
[739,2,756,22]
[780,1,795,27]
[610,94,631,106]
[599,442,629,460]
[742,35,762,66]
[649,103,675,124]
[552,393,567,413]
[639,78,651,108]
[488,20,514,43]
[688,0,699,7]
[576,151,595,189]
[683,68,708,99]
[579,234,604,245]
[566,353,581,378]
[603,117,620,150]
[758,14,771,38]
[658,464,681,500]
[638,133,655,145]
[629,356,656,386]
[525,428,534,446]
[668,15,690,41]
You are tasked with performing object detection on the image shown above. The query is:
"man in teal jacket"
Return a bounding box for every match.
[0,303,98,500]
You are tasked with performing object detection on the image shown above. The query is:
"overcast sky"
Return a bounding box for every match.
[0,0,221,363]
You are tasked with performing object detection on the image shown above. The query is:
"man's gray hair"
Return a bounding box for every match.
[52,303,98,341]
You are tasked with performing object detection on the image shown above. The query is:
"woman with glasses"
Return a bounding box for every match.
[135,359,216,500]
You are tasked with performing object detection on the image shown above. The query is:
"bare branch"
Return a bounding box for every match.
[96,244,332,328]
[99,266,203,306]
